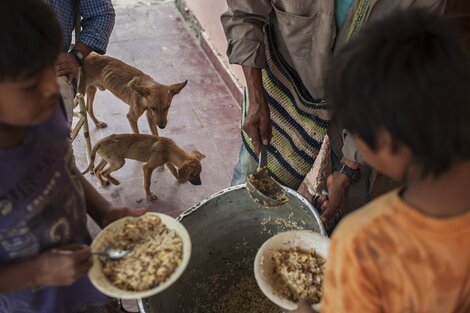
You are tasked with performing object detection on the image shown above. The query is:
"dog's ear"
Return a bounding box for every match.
[128,77,151,97]
[191,150,206,161]
[170,80,188,95]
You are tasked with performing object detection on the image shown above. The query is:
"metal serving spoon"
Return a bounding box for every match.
[246,145,289,208]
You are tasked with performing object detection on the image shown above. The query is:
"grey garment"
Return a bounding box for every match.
[341,129,366,164]
[221,0,336,99]
[221,0,448,162]
[221,0,446,99]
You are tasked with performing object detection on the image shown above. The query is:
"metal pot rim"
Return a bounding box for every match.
[177,184,326,236]
[136,184,326,312]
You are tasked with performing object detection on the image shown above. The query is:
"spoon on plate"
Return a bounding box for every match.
[52,245,131,260]
[92,246,131,260]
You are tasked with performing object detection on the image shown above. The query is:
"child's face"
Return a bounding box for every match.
[0,66,59,126]
[354,130,412,182]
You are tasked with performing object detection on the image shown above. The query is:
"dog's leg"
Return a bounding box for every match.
[146,110,159,136]
[126,110,141,134]
[100,158,125,186]
[94,160,108,186]
[86,86,107,128]
[166,163,179,179]
[105,173,121,186]
[142,163,158,201]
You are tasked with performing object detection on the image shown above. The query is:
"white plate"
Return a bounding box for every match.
[254,230,330,311]
[88,212,191,299]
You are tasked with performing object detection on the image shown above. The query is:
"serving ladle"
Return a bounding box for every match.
[246,145,289,208]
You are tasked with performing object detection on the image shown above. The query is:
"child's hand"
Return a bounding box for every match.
[100,207,149,228]
[35,244,92,286]
[288,301,317,313]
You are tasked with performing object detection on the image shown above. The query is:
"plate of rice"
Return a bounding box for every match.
[254,230,330,311]
[89,212,191,299]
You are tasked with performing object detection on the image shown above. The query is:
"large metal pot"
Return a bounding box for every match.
[138,184,326,313]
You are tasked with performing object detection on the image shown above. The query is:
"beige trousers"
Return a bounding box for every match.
[57,76,74,126]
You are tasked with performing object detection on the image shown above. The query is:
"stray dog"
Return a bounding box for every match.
[78,53,187,136]
[82,134,205,201]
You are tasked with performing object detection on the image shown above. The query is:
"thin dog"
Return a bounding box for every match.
[82,134,205,201]
[78,53,187,136]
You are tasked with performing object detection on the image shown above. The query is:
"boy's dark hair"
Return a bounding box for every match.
[0,0,62,81]
[326,9,470,177]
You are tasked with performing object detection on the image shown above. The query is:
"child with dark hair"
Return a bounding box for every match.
[290,8,470,313]
[0,1,146,312]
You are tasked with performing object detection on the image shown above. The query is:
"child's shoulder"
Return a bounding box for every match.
[332,190,401,242]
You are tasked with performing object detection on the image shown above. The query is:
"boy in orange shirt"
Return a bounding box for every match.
[291,8,470,313]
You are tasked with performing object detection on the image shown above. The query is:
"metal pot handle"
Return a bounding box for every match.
[112,299,141,313]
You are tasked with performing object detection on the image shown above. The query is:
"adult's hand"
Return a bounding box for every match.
[242,66,272,154]
[55,52,79,85]
[320,171,350,223]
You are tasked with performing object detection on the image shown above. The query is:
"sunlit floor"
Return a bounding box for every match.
[73,1,241,226]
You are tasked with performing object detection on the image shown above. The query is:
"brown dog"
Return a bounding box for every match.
[82,134,205,200]
[78,53,187,135]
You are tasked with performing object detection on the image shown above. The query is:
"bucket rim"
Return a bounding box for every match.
[137,183,326,312]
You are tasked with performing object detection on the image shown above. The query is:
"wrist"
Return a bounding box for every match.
[341,157,360,169]
[0,257,44,293]
[32,255,47,287]
[243,66,264,101]
[334,158,361,185]
[68,48,84,67]
[97,205,113,228]
[333,170,352,187]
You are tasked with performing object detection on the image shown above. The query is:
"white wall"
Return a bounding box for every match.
[184,0,246,87]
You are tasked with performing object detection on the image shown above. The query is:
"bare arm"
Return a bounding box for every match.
[79,173,113,228]
[0,245,91,294]
[242,66,271,153]
[0,259,40,293]
[80,173,148,228]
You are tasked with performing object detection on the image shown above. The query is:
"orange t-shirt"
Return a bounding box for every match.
[321,190,470,313]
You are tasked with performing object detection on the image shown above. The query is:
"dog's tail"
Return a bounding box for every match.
[82,141,101,175]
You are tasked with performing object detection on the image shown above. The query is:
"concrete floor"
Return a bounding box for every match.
[73,1,241,222]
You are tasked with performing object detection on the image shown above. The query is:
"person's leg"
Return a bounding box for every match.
[231,144,258,186]
[57,76,74,126]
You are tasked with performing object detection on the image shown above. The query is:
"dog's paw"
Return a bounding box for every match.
[96,121,108,128]
[101,180,110,187]
[146,193,158,201]
[108,178,120,185]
